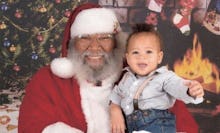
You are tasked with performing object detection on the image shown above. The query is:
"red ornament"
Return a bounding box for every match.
[13,64,20,72]
[55,0,61,4]
[64,10,71,17]
[15,10,22,18]
[36,34,44,42]
[49,45,56,54]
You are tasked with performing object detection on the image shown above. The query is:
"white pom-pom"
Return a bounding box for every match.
[50,57,74,78]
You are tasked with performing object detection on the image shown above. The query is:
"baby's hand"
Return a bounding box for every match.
[184,80,204,98]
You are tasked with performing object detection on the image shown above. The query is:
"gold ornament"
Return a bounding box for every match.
[9,44,16,52]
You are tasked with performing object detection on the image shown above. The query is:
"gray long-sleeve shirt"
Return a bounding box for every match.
[110,66,202,115]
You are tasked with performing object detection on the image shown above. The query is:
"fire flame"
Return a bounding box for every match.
[174,34,220,94]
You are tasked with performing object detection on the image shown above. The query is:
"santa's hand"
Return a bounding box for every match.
[184,80,204,98]
[42,122,84,133]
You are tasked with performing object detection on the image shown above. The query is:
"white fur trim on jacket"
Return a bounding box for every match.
[76,70,120,133]
[42,122,83,133]
[70,8,120,38]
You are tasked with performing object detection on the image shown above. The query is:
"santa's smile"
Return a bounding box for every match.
[87,55,103,60]
[84,55,105,69]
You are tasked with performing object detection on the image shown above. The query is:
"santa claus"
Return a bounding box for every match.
[18,3,202,133]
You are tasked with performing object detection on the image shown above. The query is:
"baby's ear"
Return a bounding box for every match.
[158,51,164,64]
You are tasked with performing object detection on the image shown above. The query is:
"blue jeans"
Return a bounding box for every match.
[125,109,176,133]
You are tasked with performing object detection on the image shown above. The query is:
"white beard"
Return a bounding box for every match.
[67,48,123,133]
[66,32,126,133]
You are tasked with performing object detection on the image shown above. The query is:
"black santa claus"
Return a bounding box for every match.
[18,3,199,133]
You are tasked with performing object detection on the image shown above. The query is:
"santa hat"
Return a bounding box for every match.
[51,3,121,78]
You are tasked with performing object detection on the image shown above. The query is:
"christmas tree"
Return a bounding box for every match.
[0,0,89,104]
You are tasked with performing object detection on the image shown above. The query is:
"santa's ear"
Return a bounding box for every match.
[115,31,128,50]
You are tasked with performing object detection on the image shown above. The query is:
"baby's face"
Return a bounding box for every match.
[126,32,163,76]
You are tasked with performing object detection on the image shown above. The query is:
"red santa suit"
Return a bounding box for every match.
[18,3,199,133]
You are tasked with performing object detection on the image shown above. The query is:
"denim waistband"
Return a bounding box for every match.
[126,109,170,119]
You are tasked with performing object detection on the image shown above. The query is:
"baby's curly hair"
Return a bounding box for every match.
[126,24,164,52]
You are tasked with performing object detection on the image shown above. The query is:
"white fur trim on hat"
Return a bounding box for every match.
[70,8,120,38]
[50,57,74,78]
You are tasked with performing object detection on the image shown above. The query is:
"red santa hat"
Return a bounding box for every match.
[51,3,121,78]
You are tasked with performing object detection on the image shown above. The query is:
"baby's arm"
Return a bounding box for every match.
[164,73,204,104]
[110,102,126,133]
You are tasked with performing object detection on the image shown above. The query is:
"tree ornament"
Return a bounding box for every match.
[9,44,16,52]
[55,0,61,4]
[13,64,20,72]
[64,9,71,17]
[3,38,11,47]
[49,45,56,54]
[48,16,55,25]
[1,2,9,11]
[31,51,39,60]
[0,22,7,29]
[36,33,44,42]
[54,34,60,39]
[14,9,22,19]
[38,5,47,13]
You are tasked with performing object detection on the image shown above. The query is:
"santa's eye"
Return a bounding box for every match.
[77,34,90,40]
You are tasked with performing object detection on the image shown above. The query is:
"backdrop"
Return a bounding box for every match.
[0,0,220,132]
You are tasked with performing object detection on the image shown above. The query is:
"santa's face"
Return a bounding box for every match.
[74,33,115,70]
[67,33,122,82]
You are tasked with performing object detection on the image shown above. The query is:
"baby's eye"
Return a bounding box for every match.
[146,50,153,54]
[131,51,139,54]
